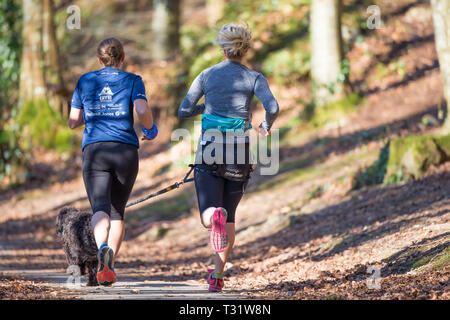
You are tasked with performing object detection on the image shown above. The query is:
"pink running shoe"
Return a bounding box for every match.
[207,269,224,292]
[210,207,228,252]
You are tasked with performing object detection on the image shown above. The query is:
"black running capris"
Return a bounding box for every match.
[194,139,251,223]
[194,169,248,223]
[82,141,138,220]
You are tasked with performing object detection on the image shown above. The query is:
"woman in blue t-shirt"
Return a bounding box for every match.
[68,37,158,286]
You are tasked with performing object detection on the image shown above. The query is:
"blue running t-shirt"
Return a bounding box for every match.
[71,67,147,150]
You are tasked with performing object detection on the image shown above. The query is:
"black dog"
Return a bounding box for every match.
[56,207,98,286]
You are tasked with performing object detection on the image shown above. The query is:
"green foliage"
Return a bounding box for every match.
[278,116,303,142]
[180,25,209,60]
[429,246,450,270]
[304,93,365,128]
[16,99,77,155]
[434,134,450,159]
[0,122,28,186]
[181,0,310,86]
[126,191,192,223]
[339,58,351,83]
[384,135,443,183]
[0,0,22,110]
[306,185,327,200]
[262,39,310,85]
[0,0,24,186]
[352,134,450,190]
[374,62,390,78]
[386,237,450,272]
[188,48,224,84]
[374,60,406,80]
[352,141,390,190]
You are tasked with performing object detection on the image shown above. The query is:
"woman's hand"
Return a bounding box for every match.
[258,123,270,136]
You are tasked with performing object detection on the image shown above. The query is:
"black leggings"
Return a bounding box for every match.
[194,139,251,223]
[194,169,249,224]
[82,141,138,220]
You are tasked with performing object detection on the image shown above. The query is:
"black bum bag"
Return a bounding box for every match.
[195,163,254,182]
[195,137,254,182]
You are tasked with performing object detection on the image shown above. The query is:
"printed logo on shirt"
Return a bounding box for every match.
[99,84,114,102]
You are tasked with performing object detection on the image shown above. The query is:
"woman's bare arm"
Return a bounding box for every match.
[134,99,153,129]
[68,107,84,129]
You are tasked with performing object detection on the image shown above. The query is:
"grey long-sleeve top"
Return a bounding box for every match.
[178,60,279,131]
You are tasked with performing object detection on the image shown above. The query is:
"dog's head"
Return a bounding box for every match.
[56,206,77,236]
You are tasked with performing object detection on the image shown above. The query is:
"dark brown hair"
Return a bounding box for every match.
[97,37,124,67]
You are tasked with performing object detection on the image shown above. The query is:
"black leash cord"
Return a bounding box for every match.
[125,164,195,208]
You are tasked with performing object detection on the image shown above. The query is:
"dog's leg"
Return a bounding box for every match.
[64,242,77,266]
[79,261,86,275]
[86,260,99,286]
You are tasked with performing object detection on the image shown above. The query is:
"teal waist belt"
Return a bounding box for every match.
[201,113,252,132]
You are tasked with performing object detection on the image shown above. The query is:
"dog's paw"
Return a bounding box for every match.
[86,281,99,287]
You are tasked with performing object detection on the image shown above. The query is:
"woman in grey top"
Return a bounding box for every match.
[178,23,279,292]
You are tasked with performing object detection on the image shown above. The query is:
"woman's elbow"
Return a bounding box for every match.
[135,107,146,117]
[178,109,188,118]
[269,103,280,117]
[134,99,151,117]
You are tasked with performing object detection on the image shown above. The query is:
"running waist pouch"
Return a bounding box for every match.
[196,163,253,182]
[217,163,253,182]
[201,113,252,132]
[195,139,254,182]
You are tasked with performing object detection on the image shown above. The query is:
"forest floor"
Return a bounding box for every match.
[0,0,449,299]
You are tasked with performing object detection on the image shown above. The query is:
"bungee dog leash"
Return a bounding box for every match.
[125,164,195,208]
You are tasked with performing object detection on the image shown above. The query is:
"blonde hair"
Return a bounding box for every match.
[216,23,252,59]
[97,37,124,67]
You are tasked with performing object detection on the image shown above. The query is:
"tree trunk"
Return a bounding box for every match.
[19,0,46,103]
[431,0,450,134]
[43,0,68,117]
[151,0,181,60]
[310,0,345,105]
[206,0,225,27]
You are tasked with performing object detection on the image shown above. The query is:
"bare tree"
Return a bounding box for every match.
[310,0,345,105]
[19,0,67,115]
[43,0,68,116]
[152,0,181,60]
[19,0,46,103]
[431,0,450,134]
